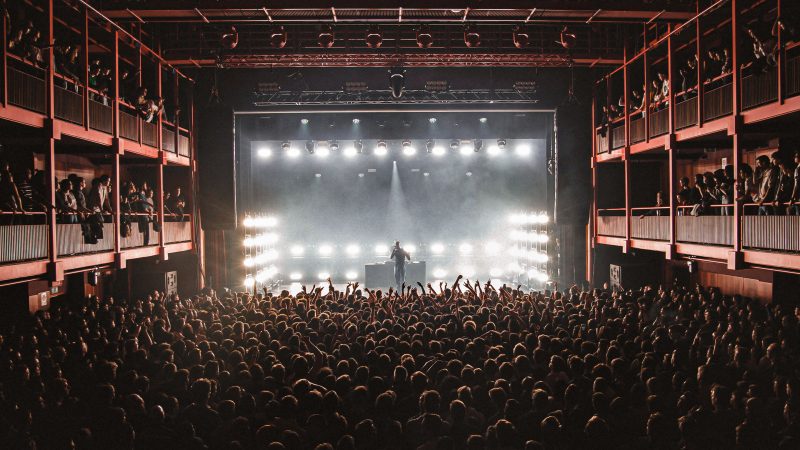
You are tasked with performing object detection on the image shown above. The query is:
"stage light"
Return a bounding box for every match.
[290,272,303,281]
[375,141,388,156]
[319,244,333,257]
[464,24,480,47]
[423,172,430,177]
[389,67,406,99]
[416,25,433,48]
[433,268,447,278]
[352,118,360,125]
[432,146,446,157]
[429,117,437,124]
[243,216,278,228]
[405,244,417,254]
[300,118,309,125]
[315,173,322,178]
[537,214,549,224]
[244,275,255,287]
[430,242,444,254]
[318,272,331,281]
[402,140,416,156]
[346,270,358,280]
[487,145,501,157]
[344,146,357,158]
[374,244,389,255]
[497,139,507,150]
[243,258,255,268]
[358,173,365,178]
[473,139,483,153]
[354,140,364,154]
[366,26,383,48]
[465,172,472,177]
[290,245,305,257]
[515,144,532,157]
[484,241,501,256]
[287,147,300,158]
[513,26,529,49]
[489,267,503,278]
[243,232,279,247]
[345,244,361,256]
[257,147,272,159]
[318,25,335,48]
[459,242,473,255]
[479,117,488,123]
[305,141,315,154]
[270,26,287,48]
[316,144,330,158]
[459,144,473,156]
[221,26,238,49]
[329,140,339,152]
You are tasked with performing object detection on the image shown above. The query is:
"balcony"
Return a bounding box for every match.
[0,213,48,264]
[742,215,800,253]
[631,208,670,241]
[741,68,778,111]
[8,61,46,114]
[674,95,697,130]
[630,115,645,143]
[648,107,669,138]
[54,80,83,125]
[702,79,733,122]
[610,122,625,150]
[164,219,192,244]
[597,209,626,238]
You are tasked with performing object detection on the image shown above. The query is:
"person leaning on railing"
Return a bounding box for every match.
[790,151,800,215]
[639,191,665,219]
[55,179,79,224]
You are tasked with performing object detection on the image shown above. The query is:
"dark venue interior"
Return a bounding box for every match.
[1,1,800,449]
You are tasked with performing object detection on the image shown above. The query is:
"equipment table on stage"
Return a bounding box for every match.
[364,261,426,289]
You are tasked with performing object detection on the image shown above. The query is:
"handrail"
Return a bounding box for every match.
[677,204,734,209]
[0,210,48,215]
[631,206,670,211]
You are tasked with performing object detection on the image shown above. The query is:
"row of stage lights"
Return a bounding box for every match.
[256,139,532,159]
[244,265,549,288]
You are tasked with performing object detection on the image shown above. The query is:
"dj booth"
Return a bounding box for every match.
[364,261,426,289]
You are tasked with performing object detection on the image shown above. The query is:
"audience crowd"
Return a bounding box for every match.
[1,278,799,449]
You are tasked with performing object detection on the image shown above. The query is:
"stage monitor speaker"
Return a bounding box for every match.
[197,104,237,230]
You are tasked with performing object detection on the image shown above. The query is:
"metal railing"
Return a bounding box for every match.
[8,65,46,114]
[741,68,778,110]
[674,96,698,130]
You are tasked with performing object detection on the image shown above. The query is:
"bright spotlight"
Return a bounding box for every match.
[290,272,303,281]
[318,272,330,281]
[405,244,417,254]
[345,271,358,280]
[479,117,488,123]
[432,146,446,157]
[536,272,550,283]
[243,258,255,268]
[257,147,271,159]
[300,118,309,125]
[487,145,501,157]
[318,244,333,257]
[375,141,388,156]
[345,244,361,256]
[352,118,360,125]
[433,268,447,278]
[244,276,255,287]
[484,241,501,256]
[459,242,473,255]
[429,117,437,124]
[515,144,532,157]
[287,147,300,158]
[344,146,357,157]
[402,141,416,156]
[430,242,444,254]
[290,245,304,257]
[243,216,278,228]
[316,144,330,158]
[374,244,389,255]
[489,268,503,278]
[459,144,473,156]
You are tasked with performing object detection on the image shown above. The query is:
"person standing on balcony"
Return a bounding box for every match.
[754,155,779,215]
[789,151,800,215]
[775,157,795,216]
[55,179,78,224]
[658,72,670,108]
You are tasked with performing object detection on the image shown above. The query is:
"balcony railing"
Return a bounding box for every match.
[120,107,140,141]
[675,96,698,130]
[597,209,626,238]
[54,82,83,125]
[703,81,733,121]
[178,131,190,157]
[741,68,778,110]
[611,123,625,150]
[630,116,645,144]
[8,64,46,114]
[649,107,669,138]
[787,54,800,98]
[631,207,670,241]
[142,121,158,148]
[596,131,609,154]
[0,214,48,263]
[121,216,160,249]
[89,98,113,133]
[164,219,192,243]
[162,124,176,153]
[56,222,115,256]
[742,215,800,252]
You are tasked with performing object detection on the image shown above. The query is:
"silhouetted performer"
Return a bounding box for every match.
[390,240,410,290]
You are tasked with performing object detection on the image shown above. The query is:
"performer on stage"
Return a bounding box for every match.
[390,240,411,289]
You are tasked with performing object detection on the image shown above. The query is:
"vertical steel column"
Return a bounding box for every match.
[624,148,631,252]
[82,7,89,130]
[644,42,651,142]
[113,153,121,255]
[623,46,630,148]
[2,5,8,106]
[157,163,165,253]
[174,73,180,153]
[667,24,675,135]
[730,0,743,267]
[46,0,58,280]
[668,140,677,255]
[46,0,55,120]
[46,138,57,271]
[156,61,163,152]
[113,31,120,139]
[696,3,704,128]
[777,0,785,104]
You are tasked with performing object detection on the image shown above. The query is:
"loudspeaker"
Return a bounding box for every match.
[197,104,237,230]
